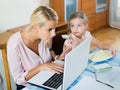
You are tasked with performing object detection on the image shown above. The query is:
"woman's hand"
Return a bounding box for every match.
[40,63,64,74]
[26,62,63,80]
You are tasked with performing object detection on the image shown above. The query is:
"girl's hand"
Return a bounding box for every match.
[40,63,64,74]
[109,45,116,56]
[68,34,84,48]
[91,37,116,56]
[58,46,72,60]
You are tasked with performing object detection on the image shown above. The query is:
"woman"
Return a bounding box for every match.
[7,6,64,90]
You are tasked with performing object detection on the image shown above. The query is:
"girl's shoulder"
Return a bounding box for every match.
[85,31,91,37]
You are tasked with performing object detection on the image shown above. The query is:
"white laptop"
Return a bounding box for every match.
[28,34,92,90]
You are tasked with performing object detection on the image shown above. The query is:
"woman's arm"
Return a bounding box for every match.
[25,62,64,81]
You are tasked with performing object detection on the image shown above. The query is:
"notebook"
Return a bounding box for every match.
[28,34,91,90]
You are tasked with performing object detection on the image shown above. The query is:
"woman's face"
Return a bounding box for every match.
[69,18,87,37]
[38,20,57,43]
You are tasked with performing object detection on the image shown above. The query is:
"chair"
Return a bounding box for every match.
[52,35,65,55]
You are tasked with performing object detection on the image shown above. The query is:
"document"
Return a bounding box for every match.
[71,76,117,90]
[96,66,120,89]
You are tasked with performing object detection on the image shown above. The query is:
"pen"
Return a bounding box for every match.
[93,72,114,88]
[96,79,114,88]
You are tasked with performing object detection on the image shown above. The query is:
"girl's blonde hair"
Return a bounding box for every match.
[69,11,88,25]
[28,6,58,29]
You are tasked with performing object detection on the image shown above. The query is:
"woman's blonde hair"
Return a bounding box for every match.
[28,6,58,29]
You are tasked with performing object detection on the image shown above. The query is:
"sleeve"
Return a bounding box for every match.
[62,39,72,52]
[64,39,71,48]
[7,38,28,86]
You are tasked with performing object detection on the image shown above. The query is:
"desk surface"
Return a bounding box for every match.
[22,49,120,90]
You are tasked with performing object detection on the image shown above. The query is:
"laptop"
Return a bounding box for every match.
[28,34,92,90]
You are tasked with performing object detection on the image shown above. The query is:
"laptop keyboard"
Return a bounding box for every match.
[43,73,63,89]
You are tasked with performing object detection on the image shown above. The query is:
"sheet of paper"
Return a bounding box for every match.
[96,66,120,89]
[71,76,115,90]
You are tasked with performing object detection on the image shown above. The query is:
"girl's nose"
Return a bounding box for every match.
[73,26,78,31]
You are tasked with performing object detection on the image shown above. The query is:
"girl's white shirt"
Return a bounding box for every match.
[64,31,91,49]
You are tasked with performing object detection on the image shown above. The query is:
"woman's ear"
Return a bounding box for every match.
[33,24,39,32]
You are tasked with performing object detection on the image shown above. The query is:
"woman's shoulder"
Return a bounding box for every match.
[8,31,20,40]
[7,31,21,46]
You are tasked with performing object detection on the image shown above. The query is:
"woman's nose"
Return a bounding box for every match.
[51,29,56,37]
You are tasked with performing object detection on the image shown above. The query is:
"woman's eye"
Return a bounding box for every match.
[48,28,52,32]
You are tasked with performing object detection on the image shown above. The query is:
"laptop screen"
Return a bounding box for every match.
[63,35,92,90]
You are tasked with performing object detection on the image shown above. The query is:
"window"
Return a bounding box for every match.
[65,0,77,21]
[96,0,108,13]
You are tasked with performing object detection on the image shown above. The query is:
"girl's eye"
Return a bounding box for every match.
[70,24,82,28]
[77,24,81,27]
[70,25,74,28]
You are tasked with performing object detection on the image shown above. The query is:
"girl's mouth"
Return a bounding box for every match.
[73,32,80,35]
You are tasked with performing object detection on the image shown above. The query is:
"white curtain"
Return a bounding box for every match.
[109,0,120,29]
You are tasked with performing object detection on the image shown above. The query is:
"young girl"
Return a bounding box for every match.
[58,11,116,60]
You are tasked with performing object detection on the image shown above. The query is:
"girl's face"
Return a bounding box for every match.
[38,20,57,43]
[69,18,87,37]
